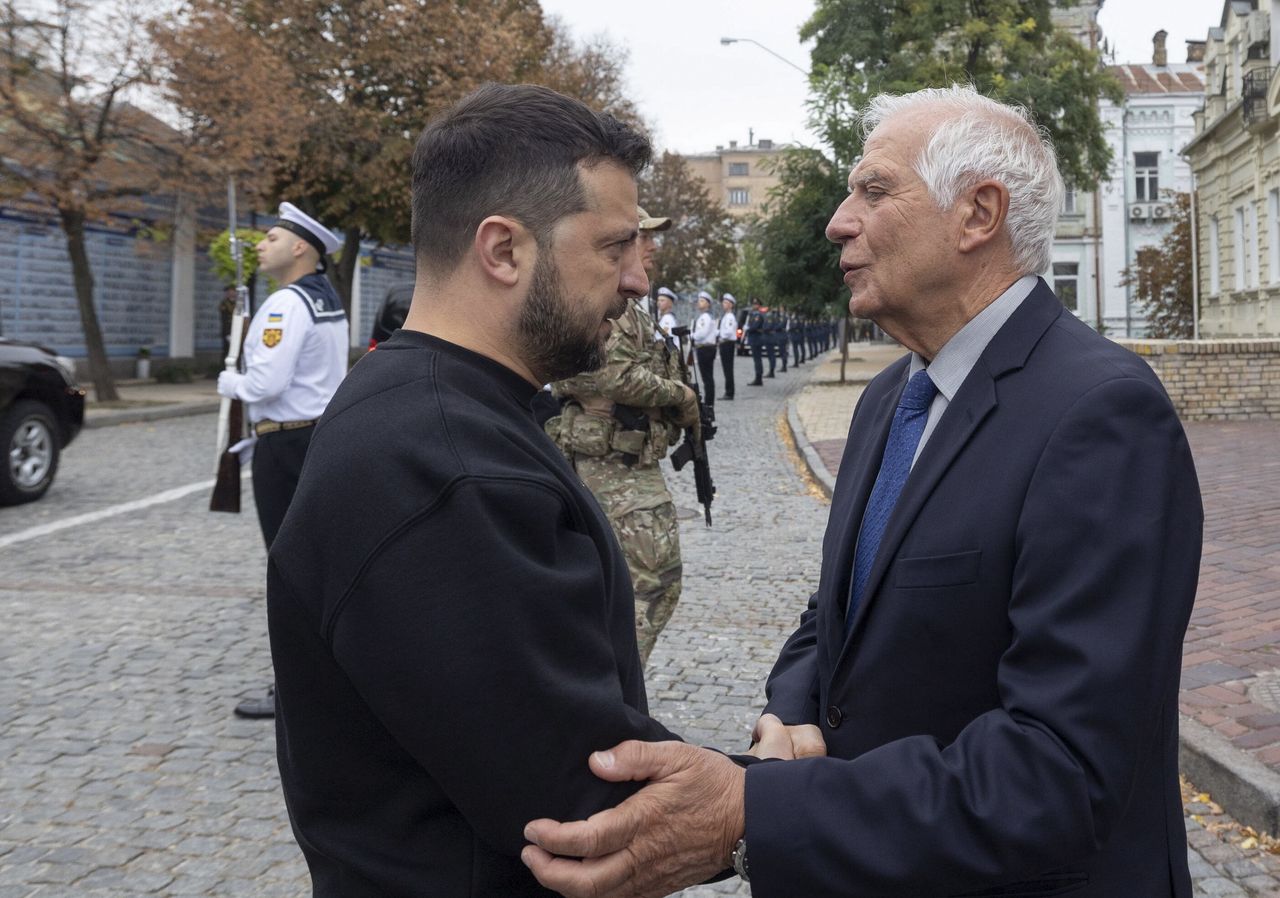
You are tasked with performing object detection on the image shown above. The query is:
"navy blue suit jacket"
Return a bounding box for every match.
[745,281,1202,897]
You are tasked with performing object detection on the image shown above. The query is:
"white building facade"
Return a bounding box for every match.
[1049,24,1205,336]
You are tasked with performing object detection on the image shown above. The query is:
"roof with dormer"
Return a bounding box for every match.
[1107,63,1206,95]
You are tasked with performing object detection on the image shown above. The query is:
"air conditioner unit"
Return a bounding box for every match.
[1130,204,1148,221]
[1151,204,1170,220]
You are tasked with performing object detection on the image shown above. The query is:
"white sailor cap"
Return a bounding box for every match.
[721,292,737,305]
[697,290,713,302]
[657,287,678,301]
[275,202,342,257]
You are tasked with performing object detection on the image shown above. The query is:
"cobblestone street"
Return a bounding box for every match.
[2,351,1280,895]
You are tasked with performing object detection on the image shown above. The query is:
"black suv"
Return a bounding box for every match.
[0,338,85,505]
[368,283,413,349]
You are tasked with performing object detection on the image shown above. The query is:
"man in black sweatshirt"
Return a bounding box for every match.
[265,85,714,896]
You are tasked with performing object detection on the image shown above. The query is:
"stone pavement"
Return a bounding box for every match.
[2,349,1279,896]
[790,342,1280,894]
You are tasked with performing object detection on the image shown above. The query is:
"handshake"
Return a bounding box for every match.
[521,716,825,898]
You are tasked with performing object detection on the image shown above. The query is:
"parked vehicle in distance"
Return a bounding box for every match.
[0,338,85,505]
[368,283,414,349]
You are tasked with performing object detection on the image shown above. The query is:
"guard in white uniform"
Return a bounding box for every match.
[656,286,679,336]
[690,291,718,407]
[717,292,739,400]
[218,201,347,718]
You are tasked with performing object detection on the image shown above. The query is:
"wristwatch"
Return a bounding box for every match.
[731,837,750,882]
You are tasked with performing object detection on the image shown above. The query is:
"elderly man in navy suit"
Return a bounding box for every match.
[522,84,1203,898]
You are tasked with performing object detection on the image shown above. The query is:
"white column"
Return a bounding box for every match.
[168,194,196,358]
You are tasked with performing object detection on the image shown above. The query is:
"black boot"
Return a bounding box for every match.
[234,684,276,719]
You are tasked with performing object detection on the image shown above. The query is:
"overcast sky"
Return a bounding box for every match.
[540,0,1225,157]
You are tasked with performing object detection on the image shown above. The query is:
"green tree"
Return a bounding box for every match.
[716,229,768,303]
[757,149,846,315]
[1122,192,1194,338]
[802,0,1122,186]
[207,228,266,287]
[637,152,737,292]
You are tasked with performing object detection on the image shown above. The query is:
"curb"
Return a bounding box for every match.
[84,400,221,429]
[1180,715,1280,836]
[785,395,837,498]
[784,388,1280,838]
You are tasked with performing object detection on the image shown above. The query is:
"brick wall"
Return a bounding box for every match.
[1114,339,1280,420]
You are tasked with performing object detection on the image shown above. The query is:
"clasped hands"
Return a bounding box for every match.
[520,716,825,898]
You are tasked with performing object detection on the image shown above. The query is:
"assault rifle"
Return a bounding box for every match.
[667,325,716,526]
[210,178,250,513]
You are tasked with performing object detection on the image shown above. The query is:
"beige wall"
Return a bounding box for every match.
[1115,338,1280,420]
[685,145,787,219]
[1185,0,1280,337]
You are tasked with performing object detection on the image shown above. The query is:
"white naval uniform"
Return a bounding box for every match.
[692,311,717,347]
[717,310,738,343]
[657,311,679,336]
[218,278,349,425]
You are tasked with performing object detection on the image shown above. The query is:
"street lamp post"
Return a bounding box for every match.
[719,37,809,76]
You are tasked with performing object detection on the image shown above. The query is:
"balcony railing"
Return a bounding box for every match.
[1242,66,1272,127]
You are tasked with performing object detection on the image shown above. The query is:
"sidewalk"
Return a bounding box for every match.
[787,344,1280,842]
[83,377,221,428]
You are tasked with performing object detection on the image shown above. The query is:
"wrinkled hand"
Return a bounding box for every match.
[672,385,700,429]
[748,713,827,760]
[522,740,744,898]
[216,371,240,400]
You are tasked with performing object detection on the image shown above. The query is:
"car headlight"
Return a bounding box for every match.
[53,355,79,385]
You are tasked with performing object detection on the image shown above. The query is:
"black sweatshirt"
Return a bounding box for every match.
[268,330,677,897]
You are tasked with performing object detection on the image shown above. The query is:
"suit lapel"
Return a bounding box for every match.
[820,361,906,654]
[835,281,1064,660]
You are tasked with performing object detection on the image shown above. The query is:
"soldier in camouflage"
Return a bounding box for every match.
[545,206,698,665]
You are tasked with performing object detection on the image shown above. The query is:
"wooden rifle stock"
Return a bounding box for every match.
[210,178,250,514]
[210,397,244,513]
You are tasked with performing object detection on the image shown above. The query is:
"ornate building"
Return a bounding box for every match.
[1183,0,1280,337]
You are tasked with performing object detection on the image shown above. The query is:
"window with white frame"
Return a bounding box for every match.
[1062,186,1077,215]
[1235,203,1259,290]
[728,188,750,206]
[1134,153,1159,202]
[1248,201,1260,289]
[1269,189,1280,285]
[1209,216,1220,294]
[1052,262,1079,312]
[1235,207,1247,289]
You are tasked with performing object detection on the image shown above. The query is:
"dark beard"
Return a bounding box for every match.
[518,253,610,382]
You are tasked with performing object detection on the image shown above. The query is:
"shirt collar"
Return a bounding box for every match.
[909,275,1037,399]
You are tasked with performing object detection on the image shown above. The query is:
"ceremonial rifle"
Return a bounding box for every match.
[210,178,250,513]
[667,325,716,527]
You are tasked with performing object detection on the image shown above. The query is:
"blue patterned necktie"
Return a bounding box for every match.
[847,369,939,634]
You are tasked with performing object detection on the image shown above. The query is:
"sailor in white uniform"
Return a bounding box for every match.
[656,286,680,336]
[717,292,739,400]
[217,201,348,718]
[690,291,718,407]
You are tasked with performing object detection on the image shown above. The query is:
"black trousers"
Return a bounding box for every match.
[718,342,736,398]
[694,345,717,405]
[750,339,764,382]
[792,336,805,364]
[251,426,314,549]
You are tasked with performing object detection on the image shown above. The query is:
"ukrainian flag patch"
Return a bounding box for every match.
[267,312,283,323]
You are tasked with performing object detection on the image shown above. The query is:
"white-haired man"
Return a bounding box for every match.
[522,85,1202,898]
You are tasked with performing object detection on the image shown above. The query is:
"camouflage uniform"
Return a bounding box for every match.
[546,300,686,665]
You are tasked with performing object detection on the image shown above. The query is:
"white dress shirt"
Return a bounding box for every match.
[908,275,1037,467]
[717,311,738,343]
[217,283,349,424]
[692,312,717,346]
